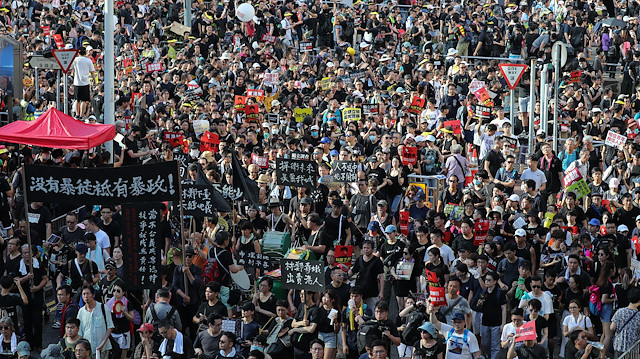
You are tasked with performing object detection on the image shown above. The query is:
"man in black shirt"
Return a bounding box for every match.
[209,231,244,317]
[349,239,384,308]
[507,331,548,359]
[124,125,153,166]
[484,137,505,179]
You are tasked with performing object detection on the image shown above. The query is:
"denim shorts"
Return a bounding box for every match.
[600,303,613,322]
[318,331,337,348]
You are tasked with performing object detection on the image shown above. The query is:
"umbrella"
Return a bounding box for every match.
[601,18,627,28]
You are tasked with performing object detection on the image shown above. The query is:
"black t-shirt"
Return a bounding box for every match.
[412,338,445,359]
[208,247,233,287]
[516,344,548,359]
[323,214,349,246]
[97,219,121,248]
[0,292,24,329]
[156,219,173,251]
[439,189,463,207]
[60,259,99,291]
[485,149,505,178]
[60,226,85,245]
[195,300,228,331]
[480,287,507,326]
[123,137,140,166]
[351,255,384,298]
[27,205,51,245]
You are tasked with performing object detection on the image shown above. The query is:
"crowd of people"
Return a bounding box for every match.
[3,0,640,358]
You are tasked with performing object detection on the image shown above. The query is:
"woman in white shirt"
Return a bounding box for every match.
[561,299,595,358]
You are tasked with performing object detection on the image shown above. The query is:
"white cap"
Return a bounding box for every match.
[618,224,629,232]
[592,107,602,113]
[515,228,527,237]
[326,62,335,68]
[536,129,545,136]
[509,194,520,202]
[310,125,319,130]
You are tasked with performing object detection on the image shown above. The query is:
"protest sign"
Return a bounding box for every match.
[180,184,216,217]
[566,179,591,199]
[299,41,313,52]
[474,87,494,107]
[146,62,163,73]
[332,161,358,182]
[245,104,260,122]
[342,108,361,121]
[474,219,490,246]
[515,321,537,342]
[402,147,418,165]
[425,269,447,306]
[192,119,209,135]
[321,77,331,90]
[443,120,462,134]
[605,130,626,150]
[53,34,64,49]
[570,71,582,84]
[409,97,426,114]
[173,152,189,179]
[267,113,279,123]
[168,22,191,36]
[123,58,133,75]
[237,251,278,271]
[281,259,325,291]
[502,136,518,150]
[334,245,354,268]
[444,204,464,221]
[294,108,312,123]
[246,89,264,101]
[475,105,492,119]
[276,158,318,188]
[234,95,246,110]
[199,131,220,153]
[261,34,276,43]
[396,262,415,280]
[563,167,583,187]
[25,162,180,204]
[399,210,409,235]
[251,153,269,169]
[264,73,279,86]
[41,26,50,36]
[291,151,311,161]
[122,204,162,289]
[469,80,486,93]
[362,103,379,115]
[631,258,640,280]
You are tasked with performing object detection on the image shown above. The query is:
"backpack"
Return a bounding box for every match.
[150,305,177,326]
[342,21,354,40]
[357,320,386,353]
[589,285,602,316]
[203,249,229,286]
[422,148,440,175]
[570,27,585,48]
[401,307,429,345]
[446,328,470,349]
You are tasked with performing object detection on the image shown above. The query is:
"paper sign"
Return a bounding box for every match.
[146,62,163,73]
[605,131,626,150]
[444,204,464,221]
[199,131,220,153]
[246,89,264,101]
[294,108,312,123]
[234,95,246,110]
[342,108,361,121]
[515,321,537,342]
[566,179,591,199]
[192,120,210,135]
[469,80,486,93]
[267,113,279,123]
[363,103,379,115]
[233,35,241,47]
[251,153,269,169]
[334,245,354,268]
[123,58,133,75]
[53,34,64,49]
[399,210,409,235]
[402,147,418,165]
[321,77,331,90]
[409,96,425,114]
[474,219,490,246]
[261,34,276,43]
[169,22,191,36]
[425,269,447,306]
[443,120,462,134]
[245,105,260,122]
[42,26,50,36]
[299,41,313,52]
[569,70,582,83]
[395,262,415,280]
[264,73,279,86]
[474,87,494,107]
[563,167,583,188]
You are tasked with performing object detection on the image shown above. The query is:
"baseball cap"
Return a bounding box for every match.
[520,260,532,269]
[493,236,505,245]
[385,225,397,233]
[137,323,154,332]
[368,222,380,231]
[75,243,89,254]
[452,312,465,321]
[300,197,312,205]
[509,194,520,202]
[415,192,426,201]
[618,224,629,232]
[320,137,331,144]
[330,150,339,157]
[17,342,30,357]
[242,302,256,311]
[589,218,601,226]
[515,228,526,237]
[105,259,116,270]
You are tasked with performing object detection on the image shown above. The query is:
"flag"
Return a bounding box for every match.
[231,150,260,206]
[195,164,232,213]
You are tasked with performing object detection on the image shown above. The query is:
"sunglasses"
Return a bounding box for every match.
[185,254,193,258]
[0,326,10,330]
[531,285,541,289]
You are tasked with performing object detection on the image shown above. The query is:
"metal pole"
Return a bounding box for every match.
[105,0,115,162]
[553,55,560,153]
[540,65,547,135]
[34,68,39,100]
[528,58,536,155]
[178,161,187,296]
[509,89,515,128]
[56,71,60,110]
[184,0,192,28]
[20,166,34,277]
[63,73,68,115]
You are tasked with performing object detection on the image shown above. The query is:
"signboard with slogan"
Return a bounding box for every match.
[475,105,492,119]
[515,321,537,342]
[396,262,415,280]
[444,204,464,221]
[245,105,260,122]
[246,89,264,101]
[123,58,133,75]
[42,26,50,36]
[342,108,361,122]
[443,120,462,134]
[233,35,242,47]
[173,153,189,179]
[501,136,518,150]
[234,95,246,110]
[267,113,279,123]
[474,87,494,107]
[146,62,163,73]
[180,184,216,217]
[321,77,331,90]
[122,204,162,289]
[425,269,447,306]
[281,259,325,292]
[237,251,278,271]
[409,97,426,114]
[290,151,311,161]
[53,34,64,49]
[399,210,409,235]
[332,161,358,182]
[334,245,354,268]
[469,80,486,93]
[251,153,269,169]
[261,34,276,43]
[199,131,220,153]
[563,168,591,199]
[569,70,582,84]
[25,162,180,204]
[299,42,313,52]
[402,147,418,165]
[363,103,379,116]
[631,258,640,280]
[275,158,318,188]
[264,73,279,86]
[474,219,490,246]
[294,108,312,123]
[165,132,185,149]
[605,130,626,150]
[192,120,209,135]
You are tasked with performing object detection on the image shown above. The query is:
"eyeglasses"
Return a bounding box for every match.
[372,350,386,355]
[159,330,168,336]
[531,285,541,289]
[507,161,515,164]
[449,180,458,183]
[569,306,580,309]
[185,254,193,258]
[311,348,323,352]
[114,289,122,293]
[219,340,227,344]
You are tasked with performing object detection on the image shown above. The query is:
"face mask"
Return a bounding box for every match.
[474,179,481,186]
[264,133,269,140]
[120,128,127,135]
[250,346,263,353]
[190,150,200,158]
[369,135,377,141]
[340,140,347,146]
[311,131,318,137]
[273,129,279,135]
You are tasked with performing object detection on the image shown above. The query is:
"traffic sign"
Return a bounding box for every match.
[498,63,528,90]
[51,49,79,74]
[551,41,568,68]
[28,56,61,70]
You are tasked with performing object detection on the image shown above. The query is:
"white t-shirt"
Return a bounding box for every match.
[562,313,593,333]
[441,323,480,359]
[520,168,547,190]
[519,291,554,317]
[95,229,111,250]
[72,56,95,86]
[427,244,455,267]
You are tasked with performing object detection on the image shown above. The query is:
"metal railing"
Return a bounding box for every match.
[51,205,86,233]
[618,339,640,359]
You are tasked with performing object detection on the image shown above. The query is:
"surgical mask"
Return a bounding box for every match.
[264,133,269,140]
[369,135,376,141]
[339,140,347,146]
[120,128,127,135]
[190,150,200,158]
[311,131,318,137]
[273,129,279,135]
[250,346,263,353]
[474,179,481,186]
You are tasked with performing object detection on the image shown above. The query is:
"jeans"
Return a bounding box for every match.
[481,325,501,359]
[387,194,402,215]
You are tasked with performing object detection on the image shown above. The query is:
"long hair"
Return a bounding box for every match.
[596,261,615,288]
[323,289,341,311]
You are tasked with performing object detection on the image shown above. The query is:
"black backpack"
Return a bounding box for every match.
[342,21,355,40]
[401,307,429,345]
[357,320,385,353]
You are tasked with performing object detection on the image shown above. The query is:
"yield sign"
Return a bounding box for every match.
[51,49,79,74]
[498,63,527,90]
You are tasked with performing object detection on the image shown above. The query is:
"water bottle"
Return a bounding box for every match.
[587,341,604,350]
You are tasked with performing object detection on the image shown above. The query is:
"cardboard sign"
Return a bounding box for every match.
[199,131,220,153]
[334,245,354,268]
[294,108,312,123]
[332,161,359,182]
[363,103,379,115]
[245,105,260,122]
[409,96,426,114]
[443,120,462,134]
[399,210,409,235]
[395,262,415,280]
[299,41,313,52]
[264,73,279,86]
[53,34,64,49]
[605,130,626,150]
[342,108,361,121]
[234,95,246,110]
[281,259,325,291]
[192,120,210,135]
[402,147,418,165]
[261,34,276,43]
[146,62,163,73]
[569,70,582,84]
[321,77,331,90]
[515,321,537,342]
[474,87,494,107]
[246,89,264,101]
[474,219,490,246]
[42,26,50,36]
[251,153,269,169]
[168,21,191,36]
[425,269,447,306]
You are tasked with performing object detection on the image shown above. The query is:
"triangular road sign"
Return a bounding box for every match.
[498,63,528,90]
[51,49,79,74]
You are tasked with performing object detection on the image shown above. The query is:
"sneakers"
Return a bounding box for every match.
[52,321,61,329]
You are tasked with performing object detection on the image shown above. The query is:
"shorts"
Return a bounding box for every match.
[318,331,337,349]
[75,85,91,102]
[599,303,613,322]
[219,285,232,309]
[112,332,131,349]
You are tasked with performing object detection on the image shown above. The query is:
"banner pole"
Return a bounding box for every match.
[21,166,34,278]
[178,160,187,296]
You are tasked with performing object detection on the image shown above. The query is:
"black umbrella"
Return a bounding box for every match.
[602,17,627,28]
